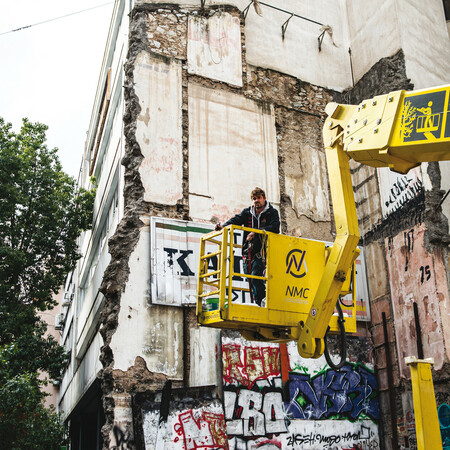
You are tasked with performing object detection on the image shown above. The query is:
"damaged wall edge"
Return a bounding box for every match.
[68,3,450,449]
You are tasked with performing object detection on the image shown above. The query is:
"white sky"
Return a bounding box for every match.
[0,1,115,178]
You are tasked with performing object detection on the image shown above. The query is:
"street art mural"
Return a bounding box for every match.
[439,403,450,450]
[141,338,380,449]
[284,366,379,421]
[221,338,379,449]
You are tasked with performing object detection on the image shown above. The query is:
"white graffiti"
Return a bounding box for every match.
[225,389,288,437]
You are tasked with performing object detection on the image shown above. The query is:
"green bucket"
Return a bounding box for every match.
[206,298,219,311]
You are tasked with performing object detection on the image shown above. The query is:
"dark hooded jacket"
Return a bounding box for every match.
[223,201,280,259]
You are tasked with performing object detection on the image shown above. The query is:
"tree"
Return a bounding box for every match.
[0,117,95,449]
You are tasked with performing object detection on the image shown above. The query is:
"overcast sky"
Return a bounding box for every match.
[0,1,115,178]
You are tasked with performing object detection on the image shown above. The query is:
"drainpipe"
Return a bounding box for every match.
[413,302,424,359]
[383,312,399,449]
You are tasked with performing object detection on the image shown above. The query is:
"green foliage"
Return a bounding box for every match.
[0,373,65,450]
[0,117,95,448]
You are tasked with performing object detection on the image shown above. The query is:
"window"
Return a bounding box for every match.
[444,0,450,20]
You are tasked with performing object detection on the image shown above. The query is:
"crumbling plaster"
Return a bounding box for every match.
[95,2,450,448]
[140,0,450,91]
[134,52,183,205]
[98,4,341,446]
[139,0,351,90]
[386,224,448,376]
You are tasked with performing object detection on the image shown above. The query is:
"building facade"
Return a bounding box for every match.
[57,1,450,449]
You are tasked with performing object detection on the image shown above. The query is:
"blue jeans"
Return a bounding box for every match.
[243,256,265,306]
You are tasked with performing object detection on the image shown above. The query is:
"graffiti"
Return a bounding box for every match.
[173,410,228,449]
[223,344,280,388]
[285,364,379,421]
[419,265,431,283]
[384,176,423,214]
[228,436,282,449]
[403,229,415,272]
[286,424,377,448]
[224,379,288,437]
[111,425,133,450]
[223,344,287,439]
[438,403,450,449]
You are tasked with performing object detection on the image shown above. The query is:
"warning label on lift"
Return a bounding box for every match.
[446,93,450,139]
[400,88,449,143]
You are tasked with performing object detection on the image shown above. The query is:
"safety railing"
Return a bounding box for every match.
[196,224,357,342]
[196,225,269,314]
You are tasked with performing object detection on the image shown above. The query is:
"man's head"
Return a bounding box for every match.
[251,187,266,212]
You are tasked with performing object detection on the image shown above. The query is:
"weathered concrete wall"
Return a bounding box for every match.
[109,218,184,378]
[385,224,448,376]
[346,0,450,89]
[188,83,280,223]
[134,52,183,205]
[138,0,352,90]
[395,0,450,89]
[96,3,374,448]
[93,2,450,449]
[187,13,243,87]
[346,0,402,85]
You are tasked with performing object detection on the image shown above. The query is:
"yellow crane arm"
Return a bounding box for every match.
[297,85,450,358]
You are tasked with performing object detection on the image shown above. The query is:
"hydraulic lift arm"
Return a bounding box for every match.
[298,85,450,358]
[197,85,450,361]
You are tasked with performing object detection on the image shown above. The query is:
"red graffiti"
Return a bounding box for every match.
[173,410,228,450]
[222,344,246,386]
[222,344,280,388]
[255,438,282,448]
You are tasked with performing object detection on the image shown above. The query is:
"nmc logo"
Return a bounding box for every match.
[286,249,307,278]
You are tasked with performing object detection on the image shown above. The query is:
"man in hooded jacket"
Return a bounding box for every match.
[215,187,280,306]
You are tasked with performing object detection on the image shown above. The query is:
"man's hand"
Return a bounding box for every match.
[215,223,223,231]
[246,232,255,241]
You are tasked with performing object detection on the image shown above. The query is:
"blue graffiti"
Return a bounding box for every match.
[285,364,379,422]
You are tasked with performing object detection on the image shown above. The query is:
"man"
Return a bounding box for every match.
[215,187,280,306]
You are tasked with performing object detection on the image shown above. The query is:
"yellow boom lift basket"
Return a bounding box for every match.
[196,225,357,343]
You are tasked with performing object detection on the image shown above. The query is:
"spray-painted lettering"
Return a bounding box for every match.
[223,344,280,388]
[224,379,288,437]
[384,176,423,213]
[285,364,379,421]
[173,410,228,450]
[419,265,431,283]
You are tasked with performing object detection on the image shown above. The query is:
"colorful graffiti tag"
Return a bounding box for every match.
[142,340,380,449]
[223,344,281,388]
[173,409,228,449]
[220,341,379,449]
[285,365,379,421]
